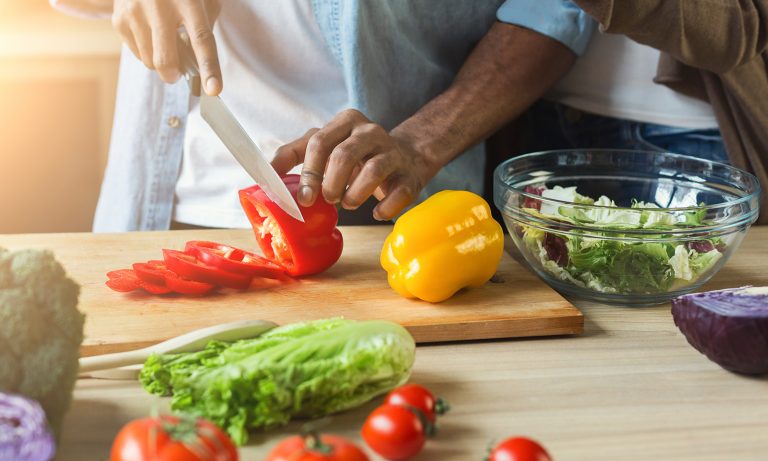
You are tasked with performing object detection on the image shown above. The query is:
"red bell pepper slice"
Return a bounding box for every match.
[132,260,167,285]
[163,271,216,295]
[134,260,216,296]
[106,269,172,295]
[184,240,285,279]
[162,249,252,289]
[239,174,343,276]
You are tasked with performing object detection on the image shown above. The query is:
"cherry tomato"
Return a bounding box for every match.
[266,433,369,461]
[384,384,448,424]
[106,269,172,295]
[240,174,343,276]
[184,240,285,279]
[361,404,427,460]
[163,249,252,289]
[111,415,238,461]
[488,437,552,461]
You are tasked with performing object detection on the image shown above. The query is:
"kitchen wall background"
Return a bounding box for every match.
[0,0,120,233]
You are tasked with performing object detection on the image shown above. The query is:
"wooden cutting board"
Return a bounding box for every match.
[0,226,582,356]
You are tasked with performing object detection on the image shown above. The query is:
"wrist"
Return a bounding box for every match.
[390,122,458,181]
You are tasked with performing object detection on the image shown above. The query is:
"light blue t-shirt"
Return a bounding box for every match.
[93,0,594,231]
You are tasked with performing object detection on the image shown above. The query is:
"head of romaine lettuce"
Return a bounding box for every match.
[140,318,415,445]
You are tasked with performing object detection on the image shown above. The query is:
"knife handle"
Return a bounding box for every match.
[177,29,201,96]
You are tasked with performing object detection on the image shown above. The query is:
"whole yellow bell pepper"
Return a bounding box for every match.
[380,190,504,303]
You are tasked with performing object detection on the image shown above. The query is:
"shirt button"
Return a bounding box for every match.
[167,116,181,128]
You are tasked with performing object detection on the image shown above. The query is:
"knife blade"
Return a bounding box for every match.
[199,95,305,222]
[177,31,304,222]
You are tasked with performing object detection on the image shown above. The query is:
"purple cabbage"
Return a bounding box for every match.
[522,185,545,210]
[687,240,715,253]
[672,287,768,375]
[0,393,55,461]
[543,233,569,267]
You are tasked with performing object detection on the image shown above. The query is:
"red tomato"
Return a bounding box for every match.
[239,174,343,276]
[361,405,426,460]
[488,437,552,461]
[163,249,252,289]
[266,434,369,461]
[184,240,285,279]
[384,384,448,424]
[106,269,172,295]
[111,415,238,461]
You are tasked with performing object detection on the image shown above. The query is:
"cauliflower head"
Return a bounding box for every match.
[0,247,84,438]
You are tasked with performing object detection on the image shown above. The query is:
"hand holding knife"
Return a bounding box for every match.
[177,30,305,222]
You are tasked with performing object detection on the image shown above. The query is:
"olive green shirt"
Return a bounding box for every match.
[575,0,768,224]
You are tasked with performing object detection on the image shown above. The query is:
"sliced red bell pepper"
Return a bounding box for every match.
[134,260,216,295]
[162,249,252,289]
[106,269,172,295]
[239,174,343,276]
[106,269,141,292]
[163,271,216,295]
[184,240,285,279]
[132,260,168,285]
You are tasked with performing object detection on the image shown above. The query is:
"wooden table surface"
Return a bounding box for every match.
[10,227,768,460]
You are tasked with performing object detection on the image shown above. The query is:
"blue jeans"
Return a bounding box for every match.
[523,100,729,164]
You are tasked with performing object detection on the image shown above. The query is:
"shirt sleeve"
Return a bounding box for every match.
[496,0,596,56]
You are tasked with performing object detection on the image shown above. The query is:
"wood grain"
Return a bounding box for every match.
[0,226,582,356]
[52,226,768,461]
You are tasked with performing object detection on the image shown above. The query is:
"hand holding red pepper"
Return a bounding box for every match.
[270,109,441,221]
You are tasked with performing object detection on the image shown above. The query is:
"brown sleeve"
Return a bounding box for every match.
[573,0,768,73]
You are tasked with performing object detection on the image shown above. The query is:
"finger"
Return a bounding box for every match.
[204,0,222,21]
[324,122,388,204]
[299,109,368,206]
[373,181,419,221]
[129,14,154,70]
[151,23,180,83]
[271,128,318,175]
[322,136,377,204]
[112,12,141,60]
[341,156,396,210]
[182,3,221,95]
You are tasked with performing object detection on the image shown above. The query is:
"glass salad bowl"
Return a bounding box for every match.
[493,149,762,306]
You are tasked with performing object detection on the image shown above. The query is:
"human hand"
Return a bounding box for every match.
[112,0,222,94]
[271,109,440,221]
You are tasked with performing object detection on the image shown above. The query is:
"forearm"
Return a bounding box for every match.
[391,22,576,174]
[574,0,768,73]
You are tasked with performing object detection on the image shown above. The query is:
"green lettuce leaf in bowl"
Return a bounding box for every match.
[519,187,726,295]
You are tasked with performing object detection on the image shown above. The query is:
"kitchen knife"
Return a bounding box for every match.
[178,31,305,222]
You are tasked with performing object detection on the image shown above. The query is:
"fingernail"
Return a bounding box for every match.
[205,77,221,95]
[373,209,385,221]
[298,185,314,205]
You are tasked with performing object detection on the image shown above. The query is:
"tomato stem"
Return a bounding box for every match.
[161,415,219,460]
[435,397,451,416]
[404,405,437,438]
[303,431,334,455]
